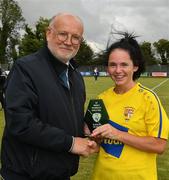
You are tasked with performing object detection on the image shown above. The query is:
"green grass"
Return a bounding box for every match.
[0,110,4,142]
[0,77,169,179]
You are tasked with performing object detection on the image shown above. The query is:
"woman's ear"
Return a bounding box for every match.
[133,66,138,72]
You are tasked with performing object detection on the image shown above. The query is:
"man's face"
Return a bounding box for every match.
[46,15,83,63]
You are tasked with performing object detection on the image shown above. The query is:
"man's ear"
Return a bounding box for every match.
[46,28,52,41]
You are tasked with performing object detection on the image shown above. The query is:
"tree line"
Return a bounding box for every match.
[0,0,169,67]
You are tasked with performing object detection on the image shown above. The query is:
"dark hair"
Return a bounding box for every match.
[105,32,145,80]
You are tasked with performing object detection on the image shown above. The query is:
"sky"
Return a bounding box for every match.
[16,0,169,52]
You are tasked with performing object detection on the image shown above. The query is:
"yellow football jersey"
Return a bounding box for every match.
[92,83,169,180]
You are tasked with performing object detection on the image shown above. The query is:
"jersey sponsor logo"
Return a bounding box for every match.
[124,107,135,122]
[101,120,128,158]
[102,138,123,145]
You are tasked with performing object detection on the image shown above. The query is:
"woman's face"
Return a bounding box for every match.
[107,48,138,88]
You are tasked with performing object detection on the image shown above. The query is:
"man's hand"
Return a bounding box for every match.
[88,139,100,153]
[70,137,99,157]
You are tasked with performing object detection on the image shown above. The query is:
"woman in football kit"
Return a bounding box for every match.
[91,32,169,180]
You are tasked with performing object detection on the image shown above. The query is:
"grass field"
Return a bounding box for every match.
[0,77,169,179]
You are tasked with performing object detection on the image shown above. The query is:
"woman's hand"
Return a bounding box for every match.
[91,123,167,154]
[91,124,121,140]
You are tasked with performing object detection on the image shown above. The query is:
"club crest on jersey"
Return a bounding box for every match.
[124,107,135,121]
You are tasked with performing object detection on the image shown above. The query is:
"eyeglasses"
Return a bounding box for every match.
[50,28,83,45]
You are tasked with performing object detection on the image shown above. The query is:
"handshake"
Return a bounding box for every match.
[70,136,99,157]
[70,120,124,157]
[70,123,100,157]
